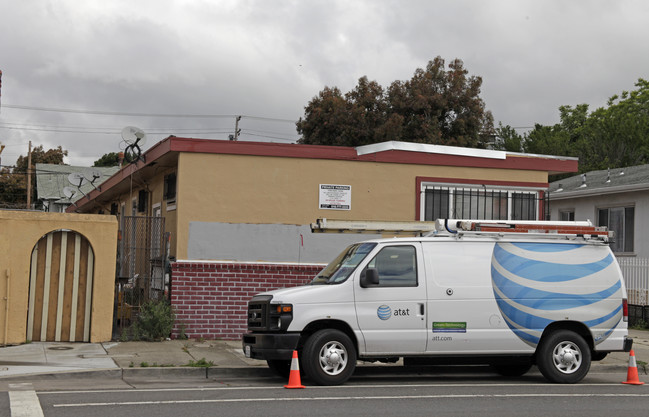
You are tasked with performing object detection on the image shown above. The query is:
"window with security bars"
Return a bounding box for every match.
[422,186,540,221]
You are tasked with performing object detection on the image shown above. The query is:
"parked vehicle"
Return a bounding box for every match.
[242,220,633,385]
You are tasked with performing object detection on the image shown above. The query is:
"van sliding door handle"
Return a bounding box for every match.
[419,303,425,316]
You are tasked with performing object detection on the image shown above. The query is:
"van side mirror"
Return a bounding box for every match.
[360,268,379,287]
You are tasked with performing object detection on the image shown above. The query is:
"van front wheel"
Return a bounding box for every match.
[537,330,591,383]
[302,329,356,385]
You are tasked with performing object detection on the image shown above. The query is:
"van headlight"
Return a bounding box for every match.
[269,303,293,331]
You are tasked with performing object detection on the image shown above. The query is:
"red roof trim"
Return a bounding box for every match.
[167,137,578,172]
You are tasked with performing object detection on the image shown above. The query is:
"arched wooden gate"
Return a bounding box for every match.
[27,230,95,342]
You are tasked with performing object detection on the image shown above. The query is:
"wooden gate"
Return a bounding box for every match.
[27,230,94,342]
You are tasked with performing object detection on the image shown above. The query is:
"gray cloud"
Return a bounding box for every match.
[1,0,648,166]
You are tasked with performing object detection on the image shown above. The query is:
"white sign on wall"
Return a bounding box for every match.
[319,184,351,210]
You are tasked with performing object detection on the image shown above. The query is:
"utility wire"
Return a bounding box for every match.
[242,132,297,142]
[2,103,297,123]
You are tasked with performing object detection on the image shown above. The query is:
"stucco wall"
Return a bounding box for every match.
[187,222,381,263]
[0,210,117,344]
[175,153,548,260]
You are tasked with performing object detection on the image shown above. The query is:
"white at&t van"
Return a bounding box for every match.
[242,220,633,385]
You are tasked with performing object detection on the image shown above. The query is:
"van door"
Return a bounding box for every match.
[354,243,427,354]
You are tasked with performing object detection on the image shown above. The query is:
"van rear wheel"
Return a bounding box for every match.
[302,329,356,385]
[537,330,591,383]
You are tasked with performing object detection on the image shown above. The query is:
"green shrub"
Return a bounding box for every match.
[178,323,188,340]
[136,300,175,341]
[186,358,214,368]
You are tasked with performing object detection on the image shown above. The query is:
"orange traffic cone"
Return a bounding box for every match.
[622,349,645,385]
[284,350,305,389]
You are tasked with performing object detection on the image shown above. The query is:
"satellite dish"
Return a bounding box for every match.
[63,187,77,200]
[68,172,87,187]
[121,126,147,146]
[84,169,102,184]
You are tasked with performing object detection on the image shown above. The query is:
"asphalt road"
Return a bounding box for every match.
[2,369,648,417]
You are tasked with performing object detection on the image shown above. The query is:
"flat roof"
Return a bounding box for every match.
[69,137,578,213]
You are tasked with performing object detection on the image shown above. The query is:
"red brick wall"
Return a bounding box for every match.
[170,261,324,340]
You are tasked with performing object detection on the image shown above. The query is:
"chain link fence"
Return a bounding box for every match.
[115,216,168,332]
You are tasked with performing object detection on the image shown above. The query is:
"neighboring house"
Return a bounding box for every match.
[36,163,119,213]
[548,165,649,308]
[68,137,578,340]
[548,165,649,258]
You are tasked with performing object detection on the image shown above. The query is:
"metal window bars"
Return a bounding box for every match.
[423,186,546,221]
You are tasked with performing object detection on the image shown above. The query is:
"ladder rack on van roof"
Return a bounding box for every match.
[311,218,613,242]
[439,219,610,235]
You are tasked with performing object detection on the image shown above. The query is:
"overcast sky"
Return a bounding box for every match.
[1,0,647,167]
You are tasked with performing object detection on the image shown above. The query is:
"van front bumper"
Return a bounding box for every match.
[242,332,301,361]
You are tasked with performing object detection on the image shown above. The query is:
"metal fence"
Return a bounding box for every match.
[115,216,168,329]
[617,257,649,306]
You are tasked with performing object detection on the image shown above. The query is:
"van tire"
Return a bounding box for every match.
[536,330,591,383]
[302,329,356,385]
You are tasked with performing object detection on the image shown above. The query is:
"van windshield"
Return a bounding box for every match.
[310,242,377,285]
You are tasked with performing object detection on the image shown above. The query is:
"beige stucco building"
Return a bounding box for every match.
[70,138,577,264]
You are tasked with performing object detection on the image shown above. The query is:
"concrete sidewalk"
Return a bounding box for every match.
[1,329,648,381]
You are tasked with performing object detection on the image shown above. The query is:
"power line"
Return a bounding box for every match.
[2,103,298,123]
[242,128,300,137]
[0,122,299,141]
[2,103,237,118]
[0,125,119,134]
[0,125,238,135]
[242,132,297,142]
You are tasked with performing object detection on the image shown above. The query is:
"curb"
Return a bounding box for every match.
[0,368,123,381]
[122,367,209,378]
[0,362,632,382]
[0,366,273,382]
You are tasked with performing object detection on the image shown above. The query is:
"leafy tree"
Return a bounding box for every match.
[297,56,494,148]
[578,80,649,171]
[296,86,353,146]
[522,79,649,173]
[493,123,525,152]
[0,167,27,209]
[15,145,67,172]
[524,123,572,157]
[0,145,68,208]
[93,152,121,167]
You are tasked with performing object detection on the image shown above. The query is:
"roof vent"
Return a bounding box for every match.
[606,168,611,183]
[579,173,587,188]
[555,183,563,192]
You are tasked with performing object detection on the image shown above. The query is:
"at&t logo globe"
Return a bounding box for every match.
[377,305,392,320]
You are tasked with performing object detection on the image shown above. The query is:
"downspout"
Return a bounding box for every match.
[3,269,9,346]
